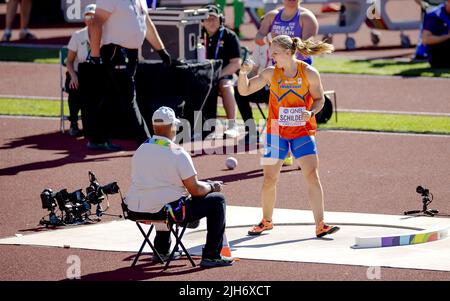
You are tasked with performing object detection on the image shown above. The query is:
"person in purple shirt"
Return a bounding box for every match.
[422,0,450,68]
[255,0,318,65]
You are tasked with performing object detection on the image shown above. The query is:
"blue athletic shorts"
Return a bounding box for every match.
[263,134,317,160]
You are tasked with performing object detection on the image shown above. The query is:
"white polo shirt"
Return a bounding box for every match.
[96,0,148,49]
[67,27,90,72]
[125,135,197,213]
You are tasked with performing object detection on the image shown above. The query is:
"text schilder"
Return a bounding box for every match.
[278,107,306,127]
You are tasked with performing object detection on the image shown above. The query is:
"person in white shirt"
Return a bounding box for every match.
[82,0,172,151]
[65,4,96,137]
[125,106,234,268]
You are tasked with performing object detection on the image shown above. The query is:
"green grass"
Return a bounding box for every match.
[217,106,450,135]
[319,112,450,135]
[0,46,59,64]
[1,45,450,77]
[1,98,449,135]
[0,98,67,116]
[314,56,450,78]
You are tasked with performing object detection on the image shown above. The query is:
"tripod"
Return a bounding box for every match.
[404,186,439,217]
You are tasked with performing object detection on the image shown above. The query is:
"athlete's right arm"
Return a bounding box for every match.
[238,66,273,96]
[255,10,277,46]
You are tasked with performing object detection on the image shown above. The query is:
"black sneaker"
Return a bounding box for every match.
[87,141,122,152]
[200,255,234,268]
[152,251,182,263]
[19,31,37,40]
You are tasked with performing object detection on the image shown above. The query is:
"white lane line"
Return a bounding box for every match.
[0,115,59,120]
[321,72,450,81]
[0,94,61,100]
[320,129,450,138]
[339,109,450,117]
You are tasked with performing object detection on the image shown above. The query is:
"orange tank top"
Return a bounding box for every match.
[267,61,316,139]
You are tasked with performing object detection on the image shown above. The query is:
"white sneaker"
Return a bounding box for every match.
[224,123,239,138]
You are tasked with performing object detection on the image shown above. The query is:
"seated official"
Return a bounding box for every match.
[421,0,450,68]
[125,106,234,268]
[202,4,241,138]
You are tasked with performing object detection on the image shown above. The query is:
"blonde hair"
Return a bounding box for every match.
[272,35,334,57]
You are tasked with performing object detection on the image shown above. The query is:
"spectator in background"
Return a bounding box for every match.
[255,0,319,65]
[421,0,450,68]
[65,4,97,137]
[85,0,171,151]
[1,0,36,42]
[413,0,443,60]
[202,4,241,138]
[215,0,245,37]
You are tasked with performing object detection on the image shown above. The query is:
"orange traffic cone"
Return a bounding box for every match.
[220,232,239,260]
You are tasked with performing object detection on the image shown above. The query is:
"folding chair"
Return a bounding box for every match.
[120,197,196,270]
[59,46,69,133]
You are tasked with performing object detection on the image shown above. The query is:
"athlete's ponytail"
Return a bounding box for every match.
[272,35,334,57]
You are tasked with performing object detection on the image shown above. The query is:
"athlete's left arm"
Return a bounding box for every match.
[304,65,325,121]
[300,8,319,40]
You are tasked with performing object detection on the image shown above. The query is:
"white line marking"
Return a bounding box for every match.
[320,129,450,138]
[340,109,450,117]
[0,115,59,120]
[0,94,61,100]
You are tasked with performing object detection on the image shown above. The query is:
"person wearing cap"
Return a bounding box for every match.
[202,4,242,139]
[65,4,97,138]
[125,106,235,267]
[83,0,172,151]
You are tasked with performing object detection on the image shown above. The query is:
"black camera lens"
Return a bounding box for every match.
[40,189,56,210]
[416,186,424,194]
[416,185,429,196]
[68,189,86,204]
[101,182,120,194]
[54,189,69,209]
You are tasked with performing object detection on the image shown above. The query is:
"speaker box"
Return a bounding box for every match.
[140,8,208,63]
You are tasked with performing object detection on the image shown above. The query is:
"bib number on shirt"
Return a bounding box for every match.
[278,107,306,127]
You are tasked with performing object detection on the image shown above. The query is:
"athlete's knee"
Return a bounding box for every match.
[303,168,320,184]
[263,173,279,187]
